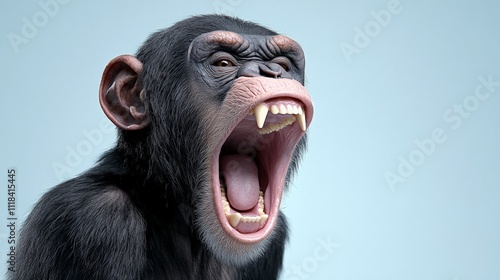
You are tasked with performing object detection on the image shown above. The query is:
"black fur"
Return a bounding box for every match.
[9,15,304,280]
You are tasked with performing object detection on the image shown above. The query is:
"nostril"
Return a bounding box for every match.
[260,64,282,78]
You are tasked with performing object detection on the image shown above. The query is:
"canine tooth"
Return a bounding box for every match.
[271,105,279,114]
[296,111,306,131]
[227,213,242,227]
[298,106,303,115]
[279,104,287,114]
[260,214,269,226]
[253,103,269,129]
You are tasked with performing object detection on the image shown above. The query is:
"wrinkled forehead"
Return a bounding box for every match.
[188,30,304,59]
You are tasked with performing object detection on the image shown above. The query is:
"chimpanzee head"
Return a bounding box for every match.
[99,15,313,265]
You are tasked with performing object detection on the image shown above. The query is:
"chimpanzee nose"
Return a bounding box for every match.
[237,62,291,79]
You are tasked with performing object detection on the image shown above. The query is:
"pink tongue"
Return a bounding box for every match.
[220,154,260,211]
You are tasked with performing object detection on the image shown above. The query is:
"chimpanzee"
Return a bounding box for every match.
[9,14,313,280]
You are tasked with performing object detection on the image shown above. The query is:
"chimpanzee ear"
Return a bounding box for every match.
[99,55,149,130]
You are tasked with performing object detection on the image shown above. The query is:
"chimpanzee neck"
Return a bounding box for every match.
[90,147,192,208]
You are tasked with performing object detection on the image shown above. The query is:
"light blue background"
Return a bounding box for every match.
[1,1,499,279]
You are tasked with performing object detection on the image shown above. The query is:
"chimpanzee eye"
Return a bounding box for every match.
[271,57,292,72]
[214,59,234,67]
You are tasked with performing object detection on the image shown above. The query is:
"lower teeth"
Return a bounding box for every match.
[221,187,268,227]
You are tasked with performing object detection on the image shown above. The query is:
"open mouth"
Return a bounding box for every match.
[210,80,313,243]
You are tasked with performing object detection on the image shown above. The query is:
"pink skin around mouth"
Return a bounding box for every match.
[209,77,313,244]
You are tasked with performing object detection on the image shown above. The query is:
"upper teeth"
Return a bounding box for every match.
[251,103,307,134]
